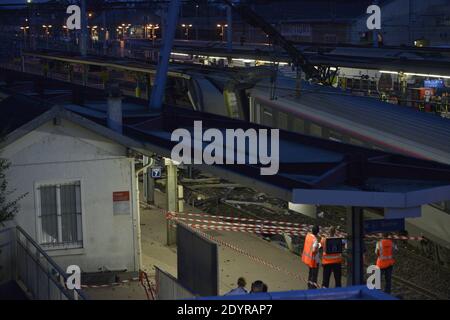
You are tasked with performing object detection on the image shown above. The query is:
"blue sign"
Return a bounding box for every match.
[364,218,405,234]
[151,167,162,179]
[424,79,444,88]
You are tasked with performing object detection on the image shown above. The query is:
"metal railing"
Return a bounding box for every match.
[0,225,88,300]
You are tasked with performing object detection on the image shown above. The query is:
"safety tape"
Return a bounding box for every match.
[168,213,346,238]
[184,223,310,236]
[365,233,423,241]
[80,277,141,289]
[167,212,422,241]
[167,212,344,237]
[171,215,313,232]
[174,220,321,289]
[168,211,314,228]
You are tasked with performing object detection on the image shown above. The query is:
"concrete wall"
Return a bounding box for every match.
[0,119,139,273]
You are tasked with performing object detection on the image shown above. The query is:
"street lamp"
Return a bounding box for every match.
[146,24,159,42]
[217,24,228,42]
[42,24,52,48]
[42,24,52,35]
[181,24,193,40]
[20,26,30,37]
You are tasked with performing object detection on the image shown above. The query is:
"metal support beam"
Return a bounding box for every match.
[80,0,88,56]
[166,159,178,245]
[346,206,365,286]
[227,6,233,53]
[149,0,182,111]
[146,171,155,204]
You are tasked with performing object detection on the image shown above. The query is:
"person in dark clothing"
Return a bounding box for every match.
[321,226,344,288]
[250,280,265,293]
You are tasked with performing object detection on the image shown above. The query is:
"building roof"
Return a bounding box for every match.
[0,93,144,151]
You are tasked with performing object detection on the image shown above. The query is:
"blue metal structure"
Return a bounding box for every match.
[149,0,182,111]
[198,286,397,300]
[227,6,233,52]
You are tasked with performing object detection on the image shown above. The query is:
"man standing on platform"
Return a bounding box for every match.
[375,233,397,294]
[320,226,344,288]
[302,225,321,289]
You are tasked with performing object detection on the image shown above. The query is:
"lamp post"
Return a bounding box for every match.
[181,24,192,40]
[195,4,199,40]
[146,24,159,45]
[42,24,52,48]
[217,24,228,42]
[20,26,29,37]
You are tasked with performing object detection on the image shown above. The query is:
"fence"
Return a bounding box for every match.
[155,266,195,300]
[0,225,88,300]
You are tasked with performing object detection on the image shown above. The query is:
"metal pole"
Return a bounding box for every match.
[227,5,233,52]
[195,4,199,41]
[80,0,88,56]
[149,0,182,111]
[166,159,178,246]
[346,206,365,286]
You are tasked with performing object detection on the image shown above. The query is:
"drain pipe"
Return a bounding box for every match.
[133,156,155,272]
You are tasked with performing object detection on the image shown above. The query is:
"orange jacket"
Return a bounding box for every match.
[376,239,395,269]
[320,237,343,265]
[302,233,319,268]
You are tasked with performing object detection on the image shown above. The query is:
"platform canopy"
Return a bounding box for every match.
[122,108,450,217]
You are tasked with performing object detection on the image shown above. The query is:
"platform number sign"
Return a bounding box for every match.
[151,167,162,179]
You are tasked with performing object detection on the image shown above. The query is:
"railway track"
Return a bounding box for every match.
[392,276,442,300]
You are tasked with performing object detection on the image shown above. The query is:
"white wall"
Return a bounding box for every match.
[0,119,139,273]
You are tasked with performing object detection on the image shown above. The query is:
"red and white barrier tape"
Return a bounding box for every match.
[168,211,314,228]
[365,233,423,241]
[167,212,422,241]
[172,215,312,233]
[80,277,140,289]
[185,223,309,236]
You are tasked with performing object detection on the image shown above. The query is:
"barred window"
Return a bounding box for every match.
[38,182,83,249]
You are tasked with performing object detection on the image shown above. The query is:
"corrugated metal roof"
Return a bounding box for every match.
[251,77,450,155]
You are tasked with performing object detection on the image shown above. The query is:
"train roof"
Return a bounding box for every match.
[249,77,450,163]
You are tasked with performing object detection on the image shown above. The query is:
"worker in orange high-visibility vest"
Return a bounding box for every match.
[302,225,321,289]
[375,233,397,294]
[320,226,344,288]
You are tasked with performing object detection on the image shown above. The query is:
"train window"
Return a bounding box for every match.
[278,112,288,130]
[349,138,364,146]
[261,106,273,127]
[310,123,322,138]
[293,118,305,134]
[328,130,343,142]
